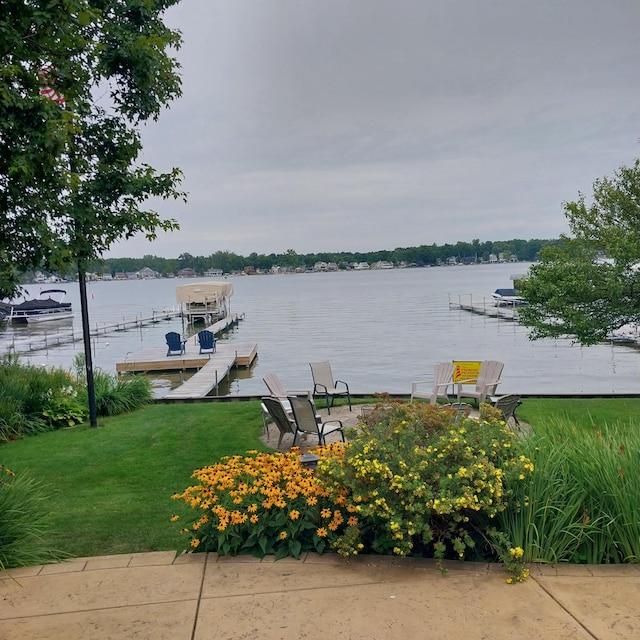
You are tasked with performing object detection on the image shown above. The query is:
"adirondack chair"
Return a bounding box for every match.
[197,330,216,354]
[410,362,455,404]
[309,361,351,414]
[165,332,186,356]
[456,360,504,404]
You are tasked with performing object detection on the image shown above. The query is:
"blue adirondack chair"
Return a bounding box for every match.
[197,330,216,354]
[165,332,186,356]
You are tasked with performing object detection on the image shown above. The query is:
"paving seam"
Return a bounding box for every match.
[190,551,210,640]
[530,576,599,640]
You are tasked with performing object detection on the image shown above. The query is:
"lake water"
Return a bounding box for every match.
[2,263,640,397]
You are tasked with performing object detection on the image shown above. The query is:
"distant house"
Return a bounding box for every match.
[371,261,394,270]
[177,268,197,278]
[137,267,160,279]
[488,254,498,264]
[114,272,127,280]
[313,262,328,272]
[204,268,223,277]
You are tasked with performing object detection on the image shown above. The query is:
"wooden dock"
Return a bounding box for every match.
[449,294,521,321]
[116,341,258,398]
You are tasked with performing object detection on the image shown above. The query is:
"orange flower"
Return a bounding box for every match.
[316,527,328,538]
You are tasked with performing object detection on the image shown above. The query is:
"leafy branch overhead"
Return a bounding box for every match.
[0,0,187,298]
[519,158,640,345]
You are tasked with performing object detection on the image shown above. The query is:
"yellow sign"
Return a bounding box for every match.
[452,361,482,384]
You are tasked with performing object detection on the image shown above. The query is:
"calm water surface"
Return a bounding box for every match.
[2,263,640,396]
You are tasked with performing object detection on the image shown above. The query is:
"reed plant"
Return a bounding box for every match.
[0,464,65,569]
[498,417,640,564]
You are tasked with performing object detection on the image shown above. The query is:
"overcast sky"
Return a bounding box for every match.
[107,0,640,259]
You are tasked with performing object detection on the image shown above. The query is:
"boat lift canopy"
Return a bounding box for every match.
[175,281,233,323]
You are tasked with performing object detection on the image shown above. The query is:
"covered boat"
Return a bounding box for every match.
[5,289,73,324]
[491,288,526,307]
[175,281,233,324]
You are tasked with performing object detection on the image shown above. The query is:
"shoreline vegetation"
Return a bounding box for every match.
[18,237,558,284]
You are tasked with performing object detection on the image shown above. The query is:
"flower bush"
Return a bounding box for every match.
[317,402,534,563]
[172,445,359,559]
[174,402,534,582]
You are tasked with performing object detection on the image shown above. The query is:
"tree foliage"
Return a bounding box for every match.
[519,158,640,345]
[0,0,185,298]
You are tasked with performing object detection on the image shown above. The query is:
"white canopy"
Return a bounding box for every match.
[175,281,233,304]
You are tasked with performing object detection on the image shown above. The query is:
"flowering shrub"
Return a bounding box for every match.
[172,445,359,559]
[317,402,534,563]
[174,402,533,581]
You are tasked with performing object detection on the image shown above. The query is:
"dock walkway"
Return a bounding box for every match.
[449,294,521,320]
[115,315,255,399]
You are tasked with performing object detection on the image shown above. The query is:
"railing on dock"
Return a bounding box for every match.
[449,293,521,320]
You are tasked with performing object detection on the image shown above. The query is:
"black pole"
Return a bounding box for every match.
[78,268,98,427]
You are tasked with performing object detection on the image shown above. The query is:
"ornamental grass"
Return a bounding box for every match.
[497,417,640,565]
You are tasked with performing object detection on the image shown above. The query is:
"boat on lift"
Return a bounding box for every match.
[4,289,73,324]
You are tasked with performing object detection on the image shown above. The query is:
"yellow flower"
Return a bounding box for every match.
[170,515,180,522]
[279,531,287,540]
[321,508,332,519]
[190,539,200,548]
[316,527,328,538]
[289,510,300,520]
[250,514,259,524]
[306,496,318,506]
[509,546,524,559]
[347,516,358,526]
[247,503,258,512]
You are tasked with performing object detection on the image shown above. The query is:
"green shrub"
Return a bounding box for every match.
[317,402,534,563]
[74,354,152,417]
[0,354,85,441]
[89,370,153,416]
[0,464,65,569]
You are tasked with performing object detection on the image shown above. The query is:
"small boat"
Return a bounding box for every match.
[5,289,73,324]
[491,288,526,307]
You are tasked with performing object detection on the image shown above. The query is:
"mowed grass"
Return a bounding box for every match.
[0,401,268,558]
[2,396,640,560]
[516,397,640,428]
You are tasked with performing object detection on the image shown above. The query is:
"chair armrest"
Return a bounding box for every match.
[335,380,349,391]
[314,383,329,394]
[320,419,343,432]
[286,389,312,398]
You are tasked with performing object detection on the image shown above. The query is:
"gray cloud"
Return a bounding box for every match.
[110,0,640,258]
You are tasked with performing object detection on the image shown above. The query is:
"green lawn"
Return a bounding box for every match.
[1,396,639,560]
[0,402,268,557]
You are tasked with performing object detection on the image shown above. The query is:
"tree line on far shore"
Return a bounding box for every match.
[78,237,559,278]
